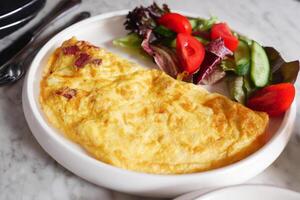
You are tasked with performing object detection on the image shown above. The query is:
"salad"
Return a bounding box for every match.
[113,3,299,116]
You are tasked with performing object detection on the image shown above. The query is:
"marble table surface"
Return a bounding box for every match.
[1,0,300,199]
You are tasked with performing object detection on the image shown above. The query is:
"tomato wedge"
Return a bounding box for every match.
[247,83,295,116]
[211,23,239,52]
[158,13,192,34]
[176,33,205,74]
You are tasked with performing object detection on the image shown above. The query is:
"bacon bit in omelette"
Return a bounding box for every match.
[91,58,102,66]
[62,45,80,55]
[88,44,100,49]
[77,41,100,50]
[55,87,77,100]
[75,53,90,68]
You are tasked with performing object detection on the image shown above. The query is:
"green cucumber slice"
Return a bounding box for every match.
[250,41,270,87]
[234,40,250,76]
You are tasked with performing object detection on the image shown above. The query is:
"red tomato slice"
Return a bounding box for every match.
[158,13,192,34]
[176,33,205,74]
[247,83,295,116]
[211,23,239,51]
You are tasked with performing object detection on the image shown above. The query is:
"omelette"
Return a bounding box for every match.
[40,37,269,174]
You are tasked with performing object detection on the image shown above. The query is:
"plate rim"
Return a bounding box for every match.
[175,184,300,200]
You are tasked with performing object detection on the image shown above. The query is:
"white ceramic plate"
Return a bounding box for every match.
[22,10,296,198]
[175,185,300,200]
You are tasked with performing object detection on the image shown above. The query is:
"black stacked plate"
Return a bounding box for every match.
[0,0,46,39]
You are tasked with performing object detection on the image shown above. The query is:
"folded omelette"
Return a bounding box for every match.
[40,37,269,174]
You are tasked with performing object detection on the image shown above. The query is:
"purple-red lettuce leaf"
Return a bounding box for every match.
[200,65,226,85]
[151,45,180,78]
[264,46,299,84]
[264,47,284,73]
[273,61,300,83]
[124,3,170,36]
[194,38,232,85]
[141,29,180,78]
[141,29,155,55]
[193,52,224,85]
[206,38,232,58]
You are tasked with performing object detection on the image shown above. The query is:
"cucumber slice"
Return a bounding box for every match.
[234,40,250,76]
[250,41,270,87]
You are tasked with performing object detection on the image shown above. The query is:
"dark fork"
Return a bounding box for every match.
[0,0,81,66]
[0,11,91,86]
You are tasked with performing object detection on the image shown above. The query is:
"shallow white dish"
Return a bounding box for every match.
[175,185,300,200]
[22,10,296,198]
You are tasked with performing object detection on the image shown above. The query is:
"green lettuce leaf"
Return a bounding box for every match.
[189,16,218,31]
[221,57,249,76]
[113,33,142,48]
[221,57,236,72]
[227,75,246,104]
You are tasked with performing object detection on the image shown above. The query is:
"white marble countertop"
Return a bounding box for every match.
[1,0,300,199]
